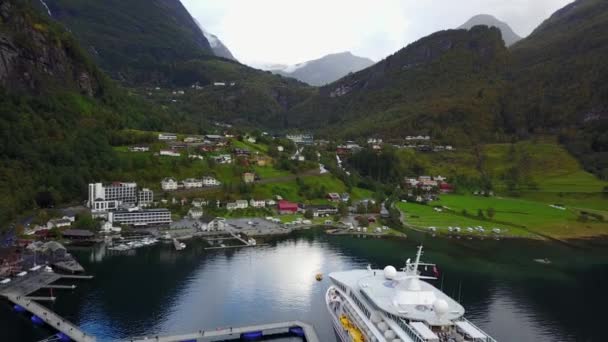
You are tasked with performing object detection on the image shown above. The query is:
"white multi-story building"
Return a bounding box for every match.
[158,133,177,141]
[88,182,138,208]
[138,188,154,207]
[202,176,221,187]
[182,178,203,189]
[108,208,171,226]
[161,178,178,191]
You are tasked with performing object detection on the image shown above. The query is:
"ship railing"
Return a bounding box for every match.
[396,318,427,342]
[458,317,497,342]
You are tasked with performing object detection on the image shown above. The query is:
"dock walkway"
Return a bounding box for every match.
[7,295,96,342]
[129,320,319,342]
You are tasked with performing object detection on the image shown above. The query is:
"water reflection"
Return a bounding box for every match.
[2,230,607,342]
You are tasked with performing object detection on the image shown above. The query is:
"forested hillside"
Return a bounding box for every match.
[507,0,608,178]
[288,26,509,143]
[0,0,174,226]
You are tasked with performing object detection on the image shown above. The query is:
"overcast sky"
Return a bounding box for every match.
[182,0,574,67]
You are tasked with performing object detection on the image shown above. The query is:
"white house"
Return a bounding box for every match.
[160,150,180,157]
[191,198,208,208]
[200,216,226,231]
[266,199,276,206]
[213,82,226,87]
[226,203,238,211]
[182,178,203,189]
[202,176,221,187]
[129,146,149,152]
[235,200,249,209]
[158,133,177,141]
[46,216,75,229]
[250,199,266,208]
[161,178,178,191]
[188,207,204,219]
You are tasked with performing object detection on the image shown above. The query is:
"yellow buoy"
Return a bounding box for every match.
[315,273,323,281]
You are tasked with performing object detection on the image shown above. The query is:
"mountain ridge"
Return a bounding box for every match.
[270,51,375,86]
[459,14,522,46]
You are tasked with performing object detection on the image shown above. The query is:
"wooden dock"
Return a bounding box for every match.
[7,295,95,342]
[129,320,319,342]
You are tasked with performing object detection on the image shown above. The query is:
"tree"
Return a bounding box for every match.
[338,202,349,217]
[477,209,485,218]
[486,207,496,219]
[304,209,314,219]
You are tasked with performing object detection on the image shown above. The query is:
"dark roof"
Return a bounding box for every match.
[62,229,94,237]
[307,204,337,210]
[200,215,217,224]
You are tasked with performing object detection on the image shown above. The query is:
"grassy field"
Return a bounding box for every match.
[410,140,607,193]
[397,194,608,239]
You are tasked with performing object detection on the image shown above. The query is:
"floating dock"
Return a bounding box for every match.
[129,320,319,342]
[0,269,94,342]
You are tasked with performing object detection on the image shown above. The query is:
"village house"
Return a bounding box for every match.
[327,193,341,202]
[202,176,221,187]
[161,178,178,191]
[226,203,238,211]
[184,136,202,143]
[250,199,266,208]
[191,198,207,207]
[158,133,177,141]
[266,199,276,206]
[128,146,149,152]
[235,200,249,209]
[242,172,256,184]
[212,154,232,164]
[277,200,299,214]
[182,178,203,189]
[200,216,226,231]
[46,216,75,229]
[160,150,181,157]
[286,134,314,145]
[170,143,188,150]
[304,204,338,217]
[234,148,251,157]
[188,207,204,219]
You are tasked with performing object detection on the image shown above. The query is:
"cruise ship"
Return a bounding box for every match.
[326,246,496,342]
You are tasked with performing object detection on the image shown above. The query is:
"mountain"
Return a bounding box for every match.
[43,0,216,84]
[288,26,509,141]
[40,0,313,127]
[270,52,375,86]
[198,25,237,61]
[0,0,175,225]
[508,0,608,177]
[459,14,522,46]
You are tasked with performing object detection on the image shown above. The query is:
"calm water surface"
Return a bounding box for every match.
[1,229,607,341]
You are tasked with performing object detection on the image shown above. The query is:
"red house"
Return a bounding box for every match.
[277,200,299,215]
[439,183,454,193]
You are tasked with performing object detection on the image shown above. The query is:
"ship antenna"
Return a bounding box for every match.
[414,245,423,274]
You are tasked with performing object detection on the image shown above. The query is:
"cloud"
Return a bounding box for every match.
[182,0,574,65]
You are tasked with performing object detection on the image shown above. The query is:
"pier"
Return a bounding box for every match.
[7,295,95,342]
[0,269,94,342]
[129,320,319,342]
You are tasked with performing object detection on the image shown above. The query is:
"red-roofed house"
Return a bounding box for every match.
[439,182,454,193]
[277,200,299,215]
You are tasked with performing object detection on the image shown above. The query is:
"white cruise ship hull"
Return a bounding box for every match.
[326,286,351,342]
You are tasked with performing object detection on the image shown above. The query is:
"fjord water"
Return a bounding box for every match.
[2,230,607,342]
